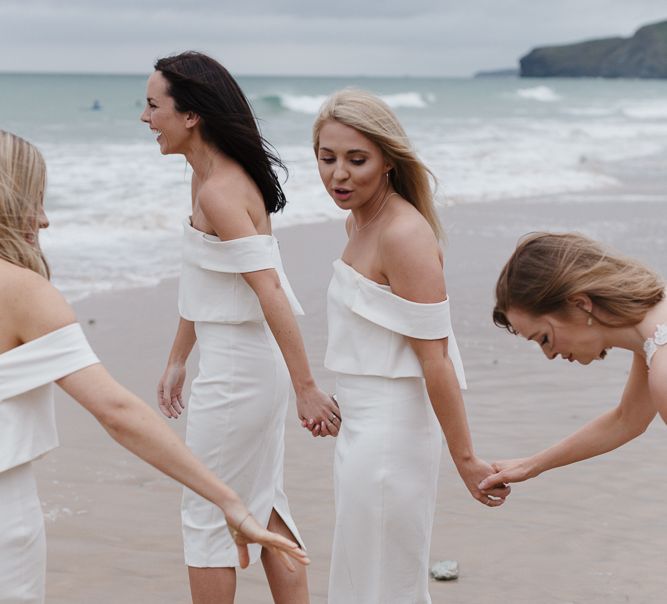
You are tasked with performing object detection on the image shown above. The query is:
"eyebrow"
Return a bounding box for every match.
[527,331,539,341]
[318,146,370,155]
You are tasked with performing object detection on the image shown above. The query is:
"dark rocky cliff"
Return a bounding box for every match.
[520,20,667,78]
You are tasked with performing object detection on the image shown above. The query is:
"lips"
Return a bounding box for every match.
[333,188,352,201]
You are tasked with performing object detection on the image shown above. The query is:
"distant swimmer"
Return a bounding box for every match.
[91,99,102,111]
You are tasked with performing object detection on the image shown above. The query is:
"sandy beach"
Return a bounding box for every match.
[38,174,667,602]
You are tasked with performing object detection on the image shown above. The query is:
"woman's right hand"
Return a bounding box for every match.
[157,363,186,418]
[224,501,310,570]
[296,386,341,437]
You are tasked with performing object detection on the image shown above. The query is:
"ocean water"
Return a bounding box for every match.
[1,73,666,299]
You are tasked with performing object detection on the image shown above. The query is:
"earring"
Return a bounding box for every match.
[587,316,593,327]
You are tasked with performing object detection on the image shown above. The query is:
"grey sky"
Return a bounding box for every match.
[2,0,666,76]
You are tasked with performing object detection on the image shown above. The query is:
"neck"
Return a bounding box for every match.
[184,135,223,181]
[351,181,394,230]
[600,301,666,354]
[602,324,647,355]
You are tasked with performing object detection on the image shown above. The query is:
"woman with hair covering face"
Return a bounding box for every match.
[312,89,510,604]
[479,232,666,492]
[0,131,308,604]
[140,52,335,603]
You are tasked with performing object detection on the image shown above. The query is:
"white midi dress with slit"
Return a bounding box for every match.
[178,220,305,568]
[0,324,99,604]
[325,259,466,604]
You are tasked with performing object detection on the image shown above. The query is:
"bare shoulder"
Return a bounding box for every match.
[197,171,259,239]
[0,260,75,343]
[648,348,667,411]
[379,203,445,302]
[380,203,442,268]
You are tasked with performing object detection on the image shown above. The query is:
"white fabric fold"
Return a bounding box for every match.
[325,260,466,388]
[0,323,99,474]
[179,220,304,322]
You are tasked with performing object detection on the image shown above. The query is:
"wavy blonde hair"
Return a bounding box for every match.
[312,88,442,240]
[0,130,49,277]
[494,232,664,331]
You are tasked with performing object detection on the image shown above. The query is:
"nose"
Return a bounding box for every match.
[140,106,150,123]
[333,161,349,182]
[38,208,50,230]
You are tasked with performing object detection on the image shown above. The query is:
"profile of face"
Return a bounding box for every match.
[506,303,609,365]
[25,197,49,245]
[140,71,196,155]
[316,120,391,210]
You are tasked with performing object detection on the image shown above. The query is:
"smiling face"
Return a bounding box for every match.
[316,120,391,210]
[140,71,191,155]
[506,306,610,364]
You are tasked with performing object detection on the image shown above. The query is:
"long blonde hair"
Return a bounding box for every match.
[0,130,50,278]
[312,88,442,240]
[494,232,664,331]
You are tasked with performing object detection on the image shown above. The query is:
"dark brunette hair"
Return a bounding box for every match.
[154,51,287,213]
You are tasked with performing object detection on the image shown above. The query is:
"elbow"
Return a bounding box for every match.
[615,405,656,440]
[95,396,133,437]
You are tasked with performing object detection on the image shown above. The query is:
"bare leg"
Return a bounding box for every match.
[262,509,310,604]
[188,566,236,604]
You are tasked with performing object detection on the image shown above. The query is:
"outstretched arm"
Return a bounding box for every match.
[480,353,657,490]
[59,365,309,569]
[13,272,308,570]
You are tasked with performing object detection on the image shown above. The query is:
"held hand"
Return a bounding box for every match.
[157,363,186,419]
[224,501,310,571]
[296,387,341,438]
[456,456,511,507]
[478,458,539,491]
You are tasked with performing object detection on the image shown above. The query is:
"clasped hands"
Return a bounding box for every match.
[297,387,341,437]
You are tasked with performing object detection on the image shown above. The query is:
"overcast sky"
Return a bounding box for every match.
[2,0,666,77]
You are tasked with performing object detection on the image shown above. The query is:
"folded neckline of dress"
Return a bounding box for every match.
[185,218,276,244]
[0,322,81,360]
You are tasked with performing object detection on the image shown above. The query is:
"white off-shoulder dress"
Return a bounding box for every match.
[325,259,467,604]
[178,219,305,568]
[0,324,99,604]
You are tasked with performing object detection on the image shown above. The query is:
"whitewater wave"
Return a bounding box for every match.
[254,91,431,114]
[517,86,561,102]
[621,100,667,120]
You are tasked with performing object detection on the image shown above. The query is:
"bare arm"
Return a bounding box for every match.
[198,186,340,437]
[157,318,196,418]
[479,353,657,489]
[12,273,308,569]
[381,218,509,505]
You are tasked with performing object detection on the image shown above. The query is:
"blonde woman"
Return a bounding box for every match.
[312,90,510,604]
[480,232,666,489]
[0,130,308,604]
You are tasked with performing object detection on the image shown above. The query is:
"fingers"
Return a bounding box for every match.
[267,537,310,569]
[236,544,250,569]
[479,472,506,491]
[479,494,505,507]
[482,484,511,499]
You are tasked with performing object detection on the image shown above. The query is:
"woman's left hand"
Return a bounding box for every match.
[456,456,511,507]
